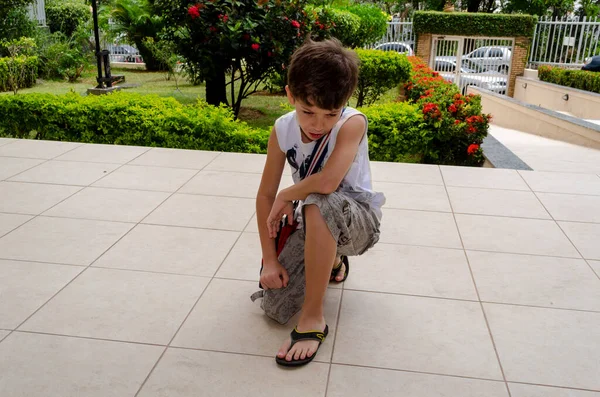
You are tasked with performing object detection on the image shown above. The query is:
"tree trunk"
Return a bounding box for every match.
[467,0,481,12]
[205,65,228,107]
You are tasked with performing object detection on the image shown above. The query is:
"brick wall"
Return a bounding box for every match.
[508,36,530,97]
[416,33,432,66]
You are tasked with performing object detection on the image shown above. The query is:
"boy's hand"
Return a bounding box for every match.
[266,195,294,238]
[260,260,289,290]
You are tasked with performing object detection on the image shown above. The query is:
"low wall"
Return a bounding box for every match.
[468,86,600,150]
[514,76,600,120]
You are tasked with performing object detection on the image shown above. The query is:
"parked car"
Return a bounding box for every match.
[582,56,600,72]
[434,57,507,95]
[462,46,512,74]
[374,42,414,56]
[109,45,142,63]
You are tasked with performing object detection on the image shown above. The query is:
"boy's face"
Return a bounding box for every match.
[286,86,344,142]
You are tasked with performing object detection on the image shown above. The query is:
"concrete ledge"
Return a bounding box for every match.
[514,76,600,120]
[468,86,600,150]
[481,133,532,170]
[111,62,146,70]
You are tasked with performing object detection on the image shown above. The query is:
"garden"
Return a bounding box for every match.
[0,0,491,167]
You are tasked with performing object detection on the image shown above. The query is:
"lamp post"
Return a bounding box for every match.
[88,0,117,94]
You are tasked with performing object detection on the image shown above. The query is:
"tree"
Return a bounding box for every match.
[151,0,316,117]
[107,0,167,71]
[502,0,575,17]
[0,0,36,44]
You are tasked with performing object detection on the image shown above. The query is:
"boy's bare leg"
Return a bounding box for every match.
[277,204,336,362]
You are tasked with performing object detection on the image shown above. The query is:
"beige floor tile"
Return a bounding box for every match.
[379,209,462,248]
[0,260,82,329]
[0,213,32,237]
[204,152,266,173]
[44,187,169,223]
[370,161,443,185]
[0,330,9,341]
[485,303,600,390]
[54,143,149,164]
[559,222,600,260]
[327,365,509,397]
[345,244,477,300]
[375,182,451,212]
[0,139,81,159]
[9,160,120,186]
[216,232,263,281]
[0,216,132,265]
[522,157,600,174]
[538,193,600,223]
[509,384,600,397]
[519,171,600,195]
[0,157,44,180]
[143,193,255,231]
[138,348,329,397]
[0,332,162,397]
[128,147,220,169]
[180,170,262,198]
[93,165,197,192]
[245,214,258,233]
[0,137,16,146]
[0,182,81,215]
[448,187,551,219]
[456,214,580,257]
[468,251,600,311]
[441,166,530,191]
[20,267,209,344]
[172,279,341,362]
[334,291,502,379]
[94,224,239,276]
[590,260,600,277]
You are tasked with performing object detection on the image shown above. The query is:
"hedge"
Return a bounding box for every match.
[413,11,536,37]
[355,49,411,107]
[0,55,38,92]
[538,65,600,94]
[310,6,361,48]
[0,92,269,153]
[45,0,90,37]
[404,56,490,166]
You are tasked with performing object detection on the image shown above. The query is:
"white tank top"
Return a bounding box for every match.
[275,107,385,220]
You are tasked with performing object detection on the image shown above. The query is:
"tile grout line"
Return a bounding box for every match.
[516,172,600,281]
[323,284,346,397]
[439,168,513,397]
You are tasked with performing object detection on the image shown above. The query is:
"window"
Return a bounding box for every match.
[489,48,504,58]
[470,48,486,58]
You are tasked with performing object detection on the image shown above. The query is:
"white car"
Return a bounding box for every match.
[434,57,507,95]
[374,42,414,56]
[462,46,512,74]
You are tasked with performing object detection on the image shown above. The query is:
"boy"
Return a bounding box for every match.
[253,39,385,367]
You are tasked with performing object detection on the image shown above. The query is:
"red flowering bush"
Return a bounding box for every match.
[152,0,316,117]
[403,56,490,166]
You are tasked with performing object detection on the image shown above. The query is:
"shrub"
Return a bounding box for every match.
[413,11,537,37]
[0,92,269,153]
[354,48,411,107]
[344,3,388,48]
[360,101,431,163]
[309,6,361,48]
[36,31,93,82]
[0,7,37,51]
[0,55,38,92]
[538,65,600,94]
[45,0,91,37]
[404,57,490,166]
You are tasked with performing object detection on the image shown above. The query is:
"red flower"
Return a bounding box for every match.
[467,144,480,154]
[242,34,250,41]
[291,20,300,28]
[209,26,218,33]
[188,5,200,19]
[448,104,457,113]
[467,126,477,134]
[454,93,462,101]
[454,100,464,106]
[454,120,461,125]
[267,51,273,57]
[423,103,438,114]
[218,14,229,23]
[251,43,260,51]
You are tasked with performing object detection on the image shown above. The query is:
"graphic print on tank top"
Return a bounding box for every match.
[285,142,328,180]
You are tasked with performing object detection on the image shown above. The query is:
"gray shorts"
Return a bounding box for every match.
[251,192,381,324]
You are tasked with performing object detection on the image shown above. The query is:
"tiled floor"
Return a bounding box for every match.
[1,138,600,396]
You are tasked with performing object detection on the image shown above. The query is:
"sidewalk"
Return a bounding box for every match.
[0,138,599,396]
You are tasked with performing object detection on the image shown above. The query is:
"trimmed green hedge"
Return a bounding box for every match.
[0,92,269,153]
[538,65,600,94]
[355,49,411,107]
[413,11,536,37]
[0,55,38,92]
[45,0,90,37]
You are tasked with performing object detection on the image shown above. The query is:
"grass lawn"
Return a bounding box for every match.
[1,66,400,130]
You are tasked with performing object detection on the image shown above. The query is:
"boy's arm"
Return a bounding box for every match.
[256,127,286,264]
[279,115,365,202]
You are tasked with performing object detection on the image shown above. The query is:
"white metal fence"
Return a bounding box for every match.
[528,16,600,69]
[364,19,415,54]
[27,0,46,27]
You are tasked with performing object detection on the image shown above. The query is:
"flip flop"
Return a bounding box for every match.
[275,325,329,367]
[330,255,349,283]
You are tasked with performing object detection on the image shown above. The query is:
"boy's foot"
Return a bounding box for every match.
[277,315,327,363]
[330,256,346,282]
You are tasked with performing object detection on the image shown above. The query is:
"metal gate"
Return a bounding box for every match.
[430,36,514,96]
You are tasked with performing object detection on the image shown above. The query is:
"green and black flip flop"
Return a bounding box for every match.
[275,325,329,367]
[330,255,349,283]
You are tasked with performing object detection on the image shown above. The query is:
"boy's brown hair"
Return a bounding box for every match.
[287,38,359,110]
